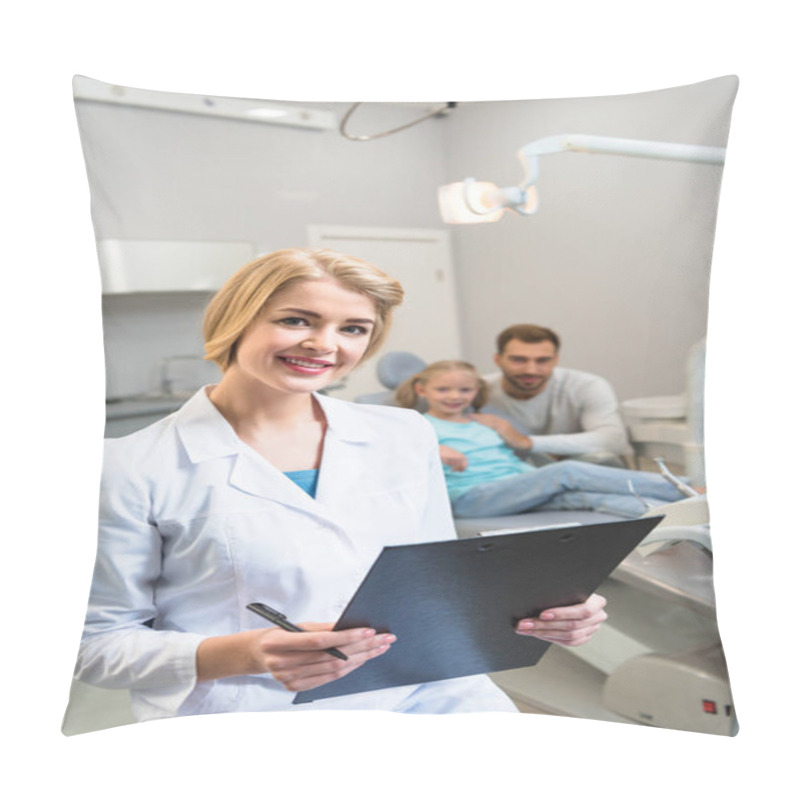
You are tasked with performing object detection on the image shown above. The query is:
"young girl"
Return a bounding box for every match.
[397,360,689,519]
[72,250,607,724]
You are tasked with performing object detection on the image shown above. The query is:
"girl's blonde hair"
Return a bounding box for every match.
[203,248,405,371]
[395,360,488,410]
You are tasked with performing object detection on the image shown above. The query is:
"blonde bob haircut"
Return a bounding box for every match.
[203,248,405,371]
[395,360,489,411]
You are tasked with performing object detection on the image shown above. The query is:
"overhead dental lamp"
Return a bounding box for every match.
[438,133,727,224]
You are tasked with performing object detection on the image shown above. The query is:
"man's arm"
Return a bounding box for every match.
[529,376,630,457]
[467,413,533,451]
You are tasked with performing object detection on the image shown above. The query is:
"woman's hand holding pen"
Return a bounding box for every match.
[514,593,608,647]
[196,625,396,692]
[254,624,396,692]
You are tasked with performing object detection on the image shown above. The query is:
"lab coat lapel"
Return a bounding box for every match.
[315,434,369,509]
[313,394,375,515]
[226,394,378,523]
[228,448,323,517]
[175,388,376,528]
[176,387,324,518]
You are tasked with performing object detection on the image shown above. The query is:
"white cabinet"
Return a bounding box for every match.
[97,239,257,294]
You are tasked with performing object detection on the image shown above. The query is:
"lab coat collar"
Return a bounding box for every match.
[173,387,242,463]
[174,386,375,464]
[173,387,377,525]
[314,391,376,443]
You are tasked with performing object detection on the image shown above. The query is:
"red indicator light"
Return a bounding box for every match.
[702,700,717,714]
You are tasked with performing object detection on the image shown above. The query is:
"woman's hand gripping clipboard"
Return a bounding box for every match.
[293,515,664,704]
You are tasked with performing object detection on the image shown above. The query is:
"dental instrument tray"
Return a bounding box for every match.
[293,515,663,703]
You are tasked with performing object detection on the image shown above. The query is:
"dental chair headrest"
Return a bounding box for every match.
[376,351,427,389]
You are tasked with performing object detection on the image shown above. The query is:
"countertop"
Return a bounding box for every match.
[105,395,187,419]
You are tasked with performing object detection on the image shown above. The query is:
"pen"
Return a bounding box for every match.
[246,602,349,661]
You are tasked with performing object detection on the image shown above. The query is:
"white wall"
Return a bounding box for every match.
[76,100,448,244]
[440,77,737,400]
[77,100,448,396]
[78,79,736,402]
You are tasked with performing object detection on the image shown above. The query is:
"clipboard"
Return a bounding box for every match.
[294,515,663,704]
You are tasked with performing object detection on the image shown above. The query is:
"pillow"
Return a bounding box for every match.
[63,75,738,736]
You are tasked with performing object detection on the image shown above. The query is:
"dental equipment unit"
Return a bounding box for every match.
[438,133,726,224]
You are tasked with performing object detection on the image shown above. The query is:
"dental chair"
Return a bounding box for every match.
[621,338,706,486]
[355,350,630,534]
[355,351,726,732]
[357,349,709,539]
[354,351,427,407]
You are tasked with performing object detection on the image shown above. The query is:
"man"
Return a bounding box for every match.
[473,324,632,466]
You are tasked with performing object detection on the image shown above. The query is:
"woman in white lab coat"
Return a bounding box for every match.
[75,248,607,722]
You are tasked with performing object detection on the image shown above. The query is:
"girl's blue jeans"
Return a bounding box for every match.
[451,460,686,519]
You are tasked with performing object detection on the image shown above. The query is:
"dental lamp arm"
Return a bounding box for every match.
[440,133,726,222]
[520,133,725,165]
[516,133,726,193]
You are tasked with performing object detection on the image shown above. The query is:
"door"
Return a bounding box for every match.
[308,225,463,401]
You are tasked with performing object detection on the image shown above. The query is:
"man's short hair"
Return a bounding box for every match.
[496,324,561,354]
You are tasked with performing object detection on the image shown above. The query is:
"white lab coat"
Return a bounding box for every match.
[76,388,515,720]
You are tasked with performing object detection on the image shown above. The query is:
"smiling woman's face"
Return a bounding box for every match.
[228,277,378,397]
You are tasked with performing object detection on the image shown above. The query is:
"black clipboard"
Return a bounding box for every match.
[294,515,663,704]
